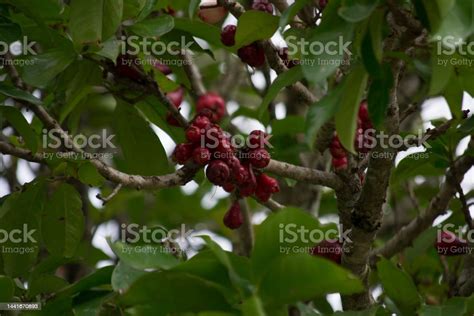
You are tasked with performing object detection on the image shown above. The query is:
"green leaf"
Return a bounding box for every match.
[111,261,147,292]
[78,162,105,187]
[242,295,266,316]
[121,271,234,313]
[338,0,379,22]
[0,181,46,277]
[56,266,114,297]
[174,18,223,48]
[235,11,279,48]
[69,0,124,46]
[129,15,174,37]
[0,276,14,301]
[459,115,474,134]
[108,239,180,270]
[28,274,68,297]
[113,100,171,176]
[432,1,474,44]
[259,254,363,306]
[367,65,393,129]
[279,0,311,29]
[335,64,368,153]
[251,207,336,276]
[376,258,421,315]
[258,66,304,122]
[22,45,77,88]
[428,49,453,96]
[305,84,343,148]
[96,37,122,62]
[391,153,445,185]
[0,16,21,44]
[444,75,464,119]
[0,83,42,105]
[42,183,84,258]
[272,116,305,136]
[0,106,38,153]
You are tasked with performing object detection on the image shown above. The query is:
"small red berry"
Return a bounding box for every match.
[358,100,369,123]
[248,130,268,149]
[196,93,226,122]
[232,165,249,185]
[311,240,342,264]
[332,157,348,171]
[257,173,279,194]
[223,201,243,229]
[251,0,273,14]
[249,149,270,168]
[186,125,203,143]
[237,43,266,68]
[223,182,236,193]
[198,3,227,24]
[172,143,194,164]
[206,160,230,186]
[255,185,272,202]
[193,147,211,166]
[167,87,184,108]
[221,25,237,47]
[192,115,211,129]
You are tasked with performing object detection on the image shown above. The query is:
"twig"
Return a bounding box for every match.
[96,183,123,205]
[181,50,206,98]
[237,198,254,257]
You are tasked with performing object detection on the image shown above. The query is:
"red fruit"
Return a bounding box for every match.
[193,147,211,166]
[166,112,181,127]
[358,100,369,123]
[435,231,469,256]
[238,43,266,68]
[198,3,227,24]
[239,165,257,197]
[221,25,237,47]
[319,0,328,10]
[223,182,236,193]
[251,0,273,14]
[332,157,348,171]
[154,62,172,75]
[196,93,226,122]
[172,143,194,164]
[311,240,342,264]
[167,87,184,108]
[255,185,272,202]
[186,125,203,143]
[206,160,230,186]
[257,173,279,194]
[233,165,249,185]
[330,137,346,159]
[223,201,243,229]
[248,130,268,149]
[164,6,176,16]
[193,115,211,129]
[249,149,270,168]
[277,47,299,68]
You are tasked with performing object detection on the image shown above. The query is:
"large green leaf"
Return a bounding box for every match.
[0,276,14,301]
[338,0,379,22]
[113,100,171,176]
[259,254,363,307]
[235,10,279,48]
[78,162,106,187]
[108,239,180,270]
[111,261,147,292]
[0,180,46,277]
[69,0,124,46]
[129,15,174,37]
[42,183,84,258]
[0,106,38,153]
[334,64,368,153]
[376,258,421,315]
[174,18,223,48]
[120,271,234,313]
[0,83,42,105]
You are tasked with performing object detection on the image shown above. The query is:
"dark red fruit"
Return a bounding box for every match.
[167,87,184,108]
[249,149,270,168]
[193,147,211,166]
[239,165,257,197]
[257,173,279,194]
[277,47,299,68]
[251,0,273,14]
[223,182,236,193]
[330,143,346,159]
[223,201,243,229]
[311,240,343,264]
[198,3,227,24]
[237,43,266,68]
[186,125,203,143]
[255,185,272,202]
[193,115,211,129]
[435,231,469,256]
[166,113,181,127]
[358,100,369,123]
[196,93,226,122]
[319,0,328,10]
[332,157,348,171]
[232,165,249,185]
[206,160,230,186]
[248,130,268,149]
[221,25,237,47]
[172,143,194,164]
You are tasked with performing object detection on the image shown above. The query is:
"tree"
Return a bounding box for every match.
[0,0,473,315]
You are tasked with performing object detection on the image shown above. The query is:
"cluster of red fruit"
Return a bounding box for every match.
[435,231,469,256]
[330,101,373,171]
[171,92,280,229]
